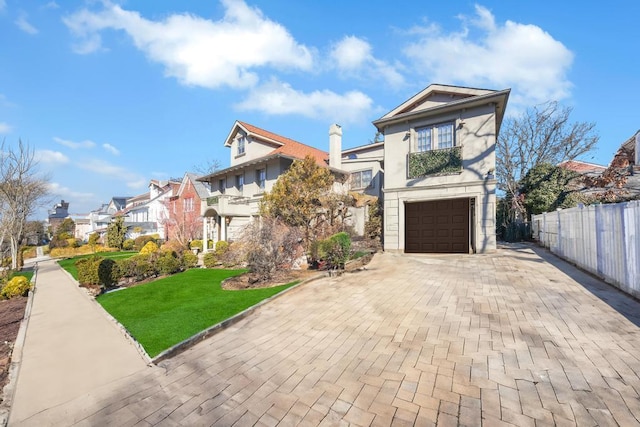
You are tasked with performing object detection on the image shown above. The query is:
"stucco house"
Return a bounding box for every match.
[124,179,181,240]
[373,84,510,253]
[197,121,349,250]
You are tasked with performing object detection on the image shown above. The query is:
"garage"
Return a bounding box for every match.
[405,198,470,253]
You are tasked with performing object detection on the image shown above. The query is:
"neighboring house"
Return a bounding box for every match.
[47,200,70,234]
[373,84,510,254]
[165,172,210,244]
[198,121,349,249]
[124,179,181,239]
[577,130,640,201]
[558,160,606,178]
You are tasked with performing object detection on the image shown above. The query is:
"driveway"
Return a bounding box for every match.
[13,245,640,426]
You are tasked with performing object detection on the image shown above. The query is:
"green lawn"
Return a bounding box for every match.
[97,268,297,357]
[10,269,34,282]
[58,252,136,280]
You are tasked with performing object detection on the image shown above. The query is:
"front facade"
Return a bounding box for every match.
[198,121,331,249]
[374,84,510,253]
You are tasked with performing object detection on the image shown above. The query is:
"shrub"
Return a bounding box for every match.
[189,240,203,250]
[75,256,102,286]
[134,235,157,251]
[215,240,229,255]
[98,258,121,289]
[66,238,81,248]
[49,235,69,249]
[181,251,198,269]
[324,232,351,269]
[1,276,31,299]
[22,246,37,260]
[140,241,159,255]
[157,252,181,275]
[117,258,136,278]
[131,254,157,280]
[122,239,135,251]
[203,252,217,268]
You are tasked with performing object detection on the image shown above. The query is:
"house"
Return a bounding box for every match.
[373,84,510,254]
[124,179,181,239]
[197,121,352,250]
[165,172,210,245]
[47,200,70,234]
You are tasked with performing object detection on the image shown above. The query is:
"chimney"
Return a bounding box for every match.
[329,124,342,169]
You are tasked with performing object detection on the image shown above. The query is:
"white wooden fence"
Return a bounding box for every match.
[531,200,640,298]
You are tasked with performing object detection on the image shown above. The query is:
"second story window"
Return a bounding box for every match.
[219,178,226,194]
[236,174,244,192]
[352,169,373,189]
[415,122,455,151]
[237,136,246,156]
[257,168,266,191]
[183,197,194,213]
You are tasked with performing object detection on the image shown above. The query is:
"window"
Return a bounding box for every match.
[236,174,244,192]
[352,169,373,189]
[219,178,226,194]
[183,197,194,213]
[415,122,455,151]
[237,136,246,156]
[256,168,266,191]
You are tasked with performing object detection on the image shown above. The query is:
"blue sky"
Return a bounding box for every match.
[1,0,639,218]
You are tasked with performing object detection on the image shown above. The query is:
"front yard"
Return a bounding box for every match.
[96,268,298,357]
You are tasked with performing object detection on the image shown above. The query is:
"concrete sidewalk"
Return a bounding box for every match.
[8,259,150,426]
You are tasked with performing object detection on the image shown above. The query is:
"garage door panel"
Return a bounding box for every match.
[405,198,470,254]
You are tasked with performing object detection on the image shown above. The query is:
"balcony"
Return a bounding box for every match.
[204,194,251,216]
[408,146,463,179]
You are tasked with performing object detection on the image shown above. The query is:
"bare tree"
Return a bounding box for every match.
[192,159,221,176]
[0,140,50,269]
[496,101,599,221]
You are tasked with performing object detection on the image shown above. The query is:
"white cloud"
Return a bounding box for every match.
[102,143,120,155]
[78,158,146,189]
[35,150,69,164]
[0,122,12,134]
[330,36,404,87]
[43,2,59,10]
[54,136,96,149]
[16,12,38,35]
[0,0,5,13]
[236,79,374,124]
[47,182,94,200]
[404,5,574,107]
[63,0,313,89]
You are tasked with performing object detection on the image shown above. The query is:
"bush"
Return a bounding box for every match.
[324,232,351,269]
[1,276,31,299]
[215,240,229,255]
[66,238,81,248]
[157,252,181,275]
[134,235,157,251]
[98,258,121,289]
[131,254,157,280]
[49,235,69,249]
[116,257,136,278]
[181,251,198,269]
[122,239,135,251]
[203,252,217,268]
[189,240,203,250]
[140,241,159,255]
[75,256,102,286]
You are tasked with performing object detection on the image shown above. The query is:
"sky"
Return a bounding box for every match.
[1,0,639,219]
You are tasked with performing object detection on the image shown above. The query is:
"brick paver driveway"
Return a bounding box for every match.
[24,244,640,426]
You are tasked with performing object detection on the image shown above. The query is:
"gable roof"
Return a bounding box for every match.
[179,172,211,200]
[558,160,606,176]
[226,120,329,166]
[373,84,510,133]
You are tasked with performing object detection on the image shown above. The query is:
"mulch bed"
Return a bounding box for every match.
[0,296,27,404]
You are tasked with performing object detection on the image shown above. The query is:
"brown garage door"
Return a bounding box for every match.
[405,198,470,253]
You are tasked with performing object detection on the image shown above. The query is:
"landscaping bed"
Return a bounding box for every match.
[0,296,27,404]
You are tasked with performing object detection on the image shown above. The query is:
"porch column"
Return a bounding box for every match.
[202,217,208,251]
[220,216,227,242]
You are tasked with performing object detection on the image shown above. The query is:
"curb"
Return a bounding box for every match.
[152,273,326,364]
[0,264,39,427]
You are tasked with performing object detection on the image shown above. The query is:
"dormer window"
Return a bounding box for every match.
[237,136,246,156]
